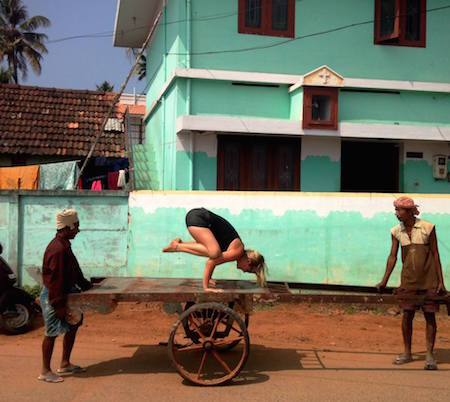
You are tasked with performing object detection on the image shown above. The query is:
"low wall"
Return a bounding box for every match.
[128,191,450,287]
[0,191,129,286]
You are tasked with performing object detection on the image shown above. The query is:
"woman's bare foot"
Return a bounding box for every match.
[162,238,182,252]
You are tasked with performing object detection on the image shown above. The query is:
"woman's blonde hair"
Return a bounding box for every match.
[245,249,267,287]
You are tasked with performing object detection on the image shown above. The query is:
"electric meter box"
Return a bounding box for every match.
[432,155,448,179]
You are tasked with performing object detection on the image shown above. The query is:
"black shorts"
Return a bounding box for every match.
[185,208,211,228]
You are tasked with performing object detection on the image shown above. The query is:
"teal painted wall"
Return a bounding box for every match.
[403,160,450,194]
[340,91,450,125]
[128,192,450,287]
[176,151,217,190]
[301,156,341,192]
[190,80,290,119]
[0,191,129,286]
[190,0,450,83]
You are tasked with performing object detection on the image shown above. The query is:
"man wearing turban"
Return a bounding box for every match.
[38,209,92,383]
[377,197,446,370]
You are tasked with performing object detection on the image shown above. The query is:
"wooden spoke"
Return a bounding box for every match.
[188,315,207,340]
[210,311,222,338]
[176,344,204,353]
[214,336,244,347]
[197,351,208,380]
[211,350,232,374]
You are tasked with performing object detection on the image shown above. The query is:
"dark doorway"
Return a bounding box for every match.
[341,141,399,192]
[217,135,300,191]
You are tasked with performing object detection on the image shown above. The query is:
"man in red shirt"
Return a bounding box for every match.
[38,209,92,383]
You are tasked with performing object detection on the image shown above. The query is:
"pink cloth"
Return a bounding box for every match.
[393,196,419,215]
[91,180,102,191]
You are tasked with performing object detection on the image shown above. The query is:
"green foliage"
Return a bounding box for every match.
[96,80,114,92]
[0,0,50,84]
[23,284,42,299]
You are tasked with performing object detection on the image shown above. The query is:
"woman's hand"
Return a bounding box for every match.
[204,287,224,293]
[209,279,217,287]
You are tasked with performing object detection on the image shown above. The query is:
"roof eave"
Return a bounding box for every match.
[113,0,163,48]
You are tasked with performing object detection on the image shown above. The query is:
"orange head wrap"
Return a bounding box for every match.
[393,196,419,216]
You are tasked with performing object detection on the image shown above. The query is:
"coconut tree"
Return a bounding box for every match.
[0,0,50,84]
[96,80,114,92]
[0,64,9,82]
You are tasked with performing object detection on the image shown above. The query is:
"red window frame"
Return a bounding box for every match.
[238,0,295,38]
[217,135,300,191]
[302,87,339,131]
[374,0,426,47]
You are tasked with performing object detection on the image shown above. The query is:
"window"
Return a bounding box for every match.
[217,135,300,191]
[302,87,339,130]
[374,0,426,47]
[341,141,400,193]
[238,0,295,38]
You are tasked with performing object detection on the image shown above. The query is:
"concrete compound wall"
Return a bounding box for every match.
[0,191,129,286]
[128,191,450,287]
[2,190,448,288]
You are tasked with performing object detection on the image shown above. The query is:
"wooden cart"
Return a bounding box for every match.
[67,277,449,386]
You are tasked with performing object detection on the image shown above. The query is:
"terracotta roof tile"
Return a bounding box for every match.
[0,83,126,158]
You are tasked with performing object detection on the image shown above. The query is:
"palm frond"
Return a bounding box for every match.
[19,15,50,31]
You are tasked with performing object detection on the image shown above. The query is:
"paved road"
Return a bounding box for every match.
[1,304,449,402]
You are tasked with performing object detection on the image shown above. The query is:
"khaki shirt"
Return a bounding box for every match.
[391,219,438,289]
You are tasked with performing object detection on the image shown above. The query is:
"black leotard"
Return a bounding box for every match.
[185,208,240,252]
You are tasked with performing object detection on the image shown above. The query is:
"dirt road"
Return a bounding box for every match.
[1,303,449,402]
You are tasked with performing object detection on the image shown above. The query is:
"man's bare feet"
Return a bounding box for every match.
[162,238,182,252]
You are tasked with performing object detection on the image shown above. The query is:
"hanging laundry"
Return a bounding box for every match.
[117,170,126,188]
[91,180,102,191]
[0,165,40,189]
[38,161,79,190]
[107,171,119,190]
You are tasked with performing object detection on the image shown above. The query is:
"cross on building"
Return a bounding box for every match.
[319,68,330,84]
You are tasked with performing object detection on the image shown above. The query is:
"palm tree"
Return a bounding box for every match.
[0,64,9,83]
[136,55,146,81]
[0,0,50,84]
[96,81,114,92]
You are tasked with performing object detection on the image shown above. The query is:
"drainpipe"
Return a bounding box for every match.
[186,0,193,190]
[162,6,167,189]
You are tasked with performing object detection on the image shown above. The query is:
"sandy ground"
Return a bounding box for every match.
[0,302,449,402]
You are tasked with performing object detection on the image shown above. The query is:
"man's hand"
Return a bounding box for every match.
[55,305,66,320]
[376,280,387,293]
[437,282,447,295]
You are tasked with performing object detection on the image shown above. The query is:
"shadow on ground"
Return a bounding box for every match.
[76,344,450,386]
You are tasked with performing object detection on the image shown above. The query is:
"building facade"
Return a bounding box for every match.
[114,0,450,193]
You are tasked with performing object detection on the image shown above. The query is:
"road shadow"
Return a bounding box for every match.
[76,344,450,385]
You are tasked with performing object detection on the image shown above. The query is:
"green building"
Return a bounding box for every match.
[114,0,449,193]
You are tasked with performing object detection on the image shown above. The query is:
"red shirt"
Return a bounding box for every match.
[42,233,91,308]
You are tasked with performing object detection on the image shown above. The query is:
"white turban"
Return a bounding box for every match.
[56,209,79,230]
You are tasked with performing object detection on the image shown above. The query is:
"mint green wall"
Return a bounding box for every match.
[190,0,450,83]
[128,193,450,287]
[289,88,303,120]
[301,156,340,192]
[0,191,129,287]
[176,151,217,190]
[191,80,290,118]
[340,91,450,125]
[403,160,450,194]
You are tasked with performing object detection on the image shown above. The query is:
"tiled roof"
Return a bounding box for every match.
[0,84,127,158]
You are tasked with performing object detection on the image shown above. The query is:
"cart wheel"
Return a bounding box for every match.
[168,302,249,386]
[182,301,249,351]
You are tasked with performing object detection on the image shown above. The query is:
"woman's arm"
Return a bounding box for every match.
[202,241,244,291]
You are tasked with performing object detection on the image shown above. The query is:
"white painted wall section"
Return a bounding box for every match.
[301,137,341,161]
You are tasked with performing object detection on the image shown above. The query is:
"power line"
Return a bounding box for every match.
[168,4,450,56]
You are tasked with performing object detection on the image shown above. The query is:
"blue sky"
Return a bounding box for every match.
[20,0,145,94]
